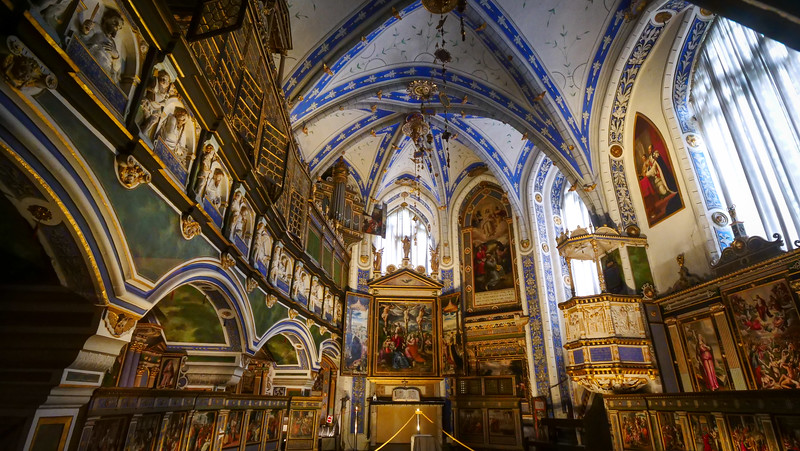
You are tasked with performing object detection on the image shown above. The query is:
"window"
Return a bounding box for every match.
[562,190,600,296]
[373,206,430,272]
[691,18,800,246]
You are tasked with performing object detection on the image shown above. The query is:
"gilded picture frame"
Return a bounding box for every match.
[30,416,72,451]
[679,315,732,392]
[371,297,439,378]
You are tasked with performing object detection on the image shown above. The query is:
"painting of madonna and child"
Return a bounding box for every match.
[634,114,684,227]
[726,279,800,390]
[373,299,438,377]
[469,196,515,306]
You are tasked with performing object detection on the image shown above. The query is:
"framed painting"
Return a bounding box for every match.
[466,194,517,308]
[680,316,731,391]
[440,292,464,376]
[487,409,517,446]
[371,298,438,377]
[264,409,282,441]
[156,356,181,389]
[124,414,162,451]
[457,409,485,441]
[657,412,687,451]
[724,279,800,389]
[86,416,128,451]
[619,411,653,451]
[774,416,800,450]
[633,113,684,227]
[160,412,186,451]
[687,413,721,451]
[342,292,370,375]
[30,416,72,451]
[726,415,769,451]
[245,410,264,444]
[288,410,317,440]
[185,411,216,451]
[220,410,244,450]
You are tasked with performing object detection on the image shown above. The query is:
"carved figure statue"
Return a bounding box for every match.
[35,0,73,27]
[194,143,217,195]
[140,69,175,139]
[252,222,271,270]
[81,7,124,84]
[155,106,191,165]
[430,244,440,274]
[669,253,703,292]
[372,244,383,272]
[401,236,412,259]
[204,168,226,209]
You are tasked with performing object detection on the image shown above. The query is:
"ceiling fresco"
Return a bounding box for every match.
[282,0,637,215]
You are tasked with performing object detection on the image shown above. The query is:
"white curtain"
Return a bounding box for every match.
[692,18,800,247]
[562,191,600,296]
[373,206,430,271]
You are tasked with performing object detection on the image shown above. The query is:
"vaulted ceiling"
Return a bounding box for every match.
[282,0,633,212]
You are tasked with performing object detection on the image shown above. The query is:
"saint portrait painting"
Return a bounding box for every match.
[469,196,515,303]
[681,317,731,392]
[726,279,800,389]
[634,114,684,227]
[372,299,438,377]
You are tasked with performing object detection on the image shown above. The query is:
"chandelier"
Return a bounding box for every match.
[422,0,459,14]
[407,80,438,102]
[401,112,430,147]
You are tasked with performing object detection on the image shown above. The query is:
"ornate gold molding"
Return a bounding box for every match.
[180,213,201,240]
[115,154,151,189]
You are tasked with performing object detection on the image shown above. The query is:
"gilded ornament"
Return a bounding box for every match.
[625,224,641,237]
[534,193,543,203]
[115,154,151,189]
[221,252,236,269]
[711,211,729,227]
[246,277,258,293]
[306,318,315,328]
[422,0,459,14]
[27,204,53,223]
[180,213,201,240]
[288,309,298,320]
[104,308,137,337]
[265,294,277,308]
[442,256,451,264]
[2,37,57,91]
[654,11,673,25]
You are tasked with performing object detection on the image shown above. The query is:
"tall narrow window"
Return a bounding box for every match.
[373,206,430,272]
[691,18,800,247]
[562,191,600,296]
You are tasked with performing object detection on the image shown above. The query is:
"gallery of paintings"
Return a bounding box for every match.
[1,0,800,450]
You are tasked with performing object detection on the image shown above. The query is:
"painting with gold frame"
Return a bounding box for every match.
[30,416,72,451]
[342,292,370,375]
[440,292,464,376]
[656,412,687,451]
[371,298,439,377]
[619,411,653,451]
[724,278,800,390]
[633,113,684,227]
[687,413,721,451]
[680,316,731,392]
[220,410,245,450]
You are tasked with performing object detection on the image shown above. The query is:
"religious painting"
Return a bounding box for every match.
[291,262,310,309]
[775,416,800,451]
[461,185,518,311]
[156,356,180,389]
[264,409,282,441]
[192,137,231,228]
[372,298,438,377]
[688,413,721,451]
[458,409,485,441]
[361,202,387,238]
[487,409,517,445]
[185,411,216,451]
[246,410,264,444]
[288,410,316,440]
[124,414,161,451]
[220,410,244,450]
[627,246,654,294]
[726,415,769,451]
[225,186,255,257]
[477,359,527,377]
[29,416,72,451]
[619,411,653,451]
[725,279,800,389]
[251,217,273,278]
[440,293,464,376]
[86,416,128,451]
[269,241,294,297]
[681,317,731,392]
[343,293,370,375]
[634,114,684,227]
[657,412,687,451]
[309,276,324,316]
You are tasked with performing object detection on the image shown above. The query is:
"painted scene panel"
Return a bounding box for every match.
[245,410,264,444]
[441,293,464,376]
[124,414,161,451]
[726,415,770,451]
[458,409,484,440]
[619,411,653,451]
[487,409,517,445]
[726,279,800,389]
[264,409,282,441]
[288,410,316,440]
[343,293,369,375]
[85,417,128,451]
[220,410,244,449]
[634,114,684,227]
[469,196,514,301]
[159,412,186,451]
[657,412,687,451]
[681,317,731,391]
[775,416,800,451]
[687,413,721,451]
[185,411,216,451]
[373,299,437,377]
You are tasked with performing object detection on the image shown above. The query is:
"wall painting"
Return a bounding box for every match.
[288,410,317,440]
[458,409,484,442]
[245,410,264,444]
[688,413,721,451]
[725,279,800,389]
[634,114,684,227]
[372,298,438,377]
[440,293,464,376]
[342,293,369,375]
[726,415,770,451]
[160,412,186,451]
[124,413,161,451]
[185,411,216,451]
[619,411,653,451]
[681,317,731,392]
[657,412,687,451]
[775,416,800,451]
[487,409,517,446]
[220,410,244,450]
[84,416,128,451]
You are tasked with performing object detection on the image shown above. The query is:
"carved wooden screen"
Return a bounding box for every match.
[186,0,248,41]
